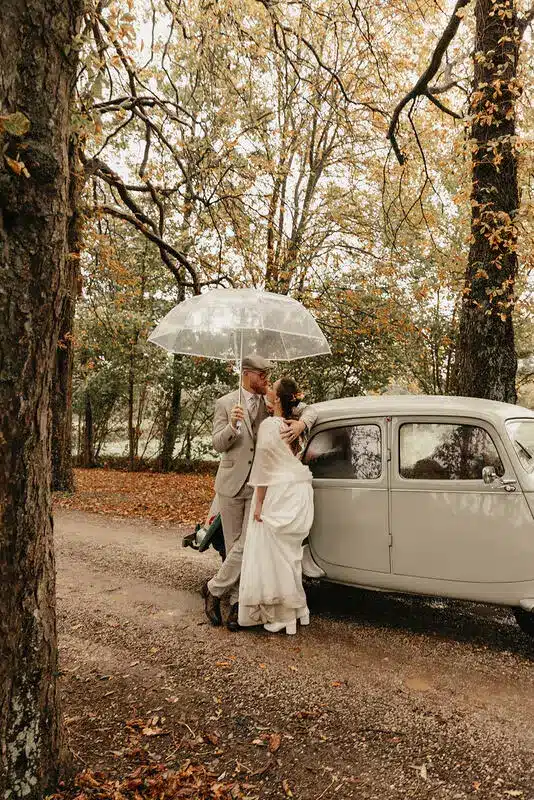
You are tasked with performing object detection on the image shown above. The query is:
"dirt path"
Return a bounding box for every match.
[56,509,534,799]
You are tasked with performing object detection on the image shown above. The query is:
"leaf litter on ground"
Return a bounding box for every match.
[47,762,259,800]
[54,468,214,525]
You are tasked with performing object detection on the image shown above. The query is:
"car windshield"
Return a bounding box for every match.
[506,420,534,472]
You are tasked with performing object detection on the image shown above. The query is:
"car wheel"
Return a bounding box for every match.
[514,608,534,637]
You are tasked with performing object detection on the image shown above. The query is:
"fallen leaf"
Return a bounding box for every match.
[331,681,342,687]
[141,726,168,736]
[295,710,320,719]
[282,779,294,797]
[269,733,281,753]
[204,731,220,746]
[125,719,145,730]
[252,738,265,746]
[410,764,428,780]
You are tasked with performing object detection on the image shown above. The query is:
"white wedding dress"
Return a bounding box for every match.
[238,416,314,627]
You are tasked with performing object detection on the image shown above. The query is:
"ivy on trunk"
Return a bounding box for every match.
[453,0,520,402]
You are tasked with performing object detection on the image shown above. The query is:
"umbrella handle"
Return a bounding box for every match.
[234,331,244,432]
[238,330,244,407]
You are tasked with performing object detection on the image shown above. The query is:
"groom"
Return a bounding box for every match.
[203,354,317,630]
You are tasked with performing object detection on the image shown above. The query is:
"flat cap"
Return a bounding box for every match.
[242,354,274,372]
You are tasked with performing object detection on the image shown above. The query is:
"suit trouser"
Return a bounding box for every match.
[208,484,253,606]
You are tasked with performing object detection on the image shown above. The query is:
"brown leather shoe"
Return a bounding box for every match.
[227,603,240,631]
[201,582,222,626]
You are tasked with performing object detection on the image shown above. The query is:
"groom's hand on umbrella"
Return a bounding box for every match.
[231,404,244,428]
[281,419,306,443]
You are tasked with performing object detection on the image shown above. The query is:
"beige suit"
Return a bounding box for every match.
[213,389,270,500]
[209,389,317,605]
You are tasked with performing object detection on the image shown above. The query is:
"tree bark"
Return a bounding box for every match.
[0,0,83,796]
[160,354,183,472]
[127,347,136,471]
[51,140,84,491]
[452,0,520,401]
[82,391,95,468]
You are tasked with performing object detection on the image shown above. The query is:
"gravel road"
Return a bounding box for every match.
[55,509,534,799]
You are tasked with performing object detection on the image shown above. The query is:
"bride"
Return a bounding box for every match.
[238,377,314,635]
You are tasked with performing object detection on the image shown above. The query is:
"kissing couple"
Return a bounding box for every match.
[202,354,319,634]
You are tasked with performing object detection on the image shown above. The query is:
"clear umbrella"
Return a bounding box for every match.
[148,288,330,363]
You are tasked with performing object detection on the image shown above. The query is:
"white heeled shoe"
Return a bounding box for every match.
[297,607,310,626]
[264,620,297,635]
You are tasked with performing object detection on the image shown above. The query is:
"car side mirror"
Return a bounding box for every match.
[482,465,497,484]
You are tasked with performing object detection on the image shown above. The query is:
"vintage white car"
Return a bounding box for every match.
[302,395,534,636]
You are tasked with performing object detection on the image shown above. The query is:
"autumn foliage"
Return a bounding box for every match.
[54,469,214,525]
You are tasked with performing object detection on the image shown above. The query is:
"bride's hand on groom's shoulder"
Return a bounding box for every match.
[281,419,305,444]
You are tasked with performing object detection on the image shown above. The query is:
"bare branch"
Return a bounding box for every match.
[254,0,387,117]
[95,205,200,293]
[425,90,462,120]
[387,0,469,164]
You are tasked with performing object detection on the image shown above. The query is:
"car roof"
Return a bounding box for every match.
[313,395,534,426]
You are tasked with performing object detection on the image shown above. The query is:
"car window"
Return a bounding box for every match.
[399,423,504,480]
[304,424,382,479]
[506,420,534,473]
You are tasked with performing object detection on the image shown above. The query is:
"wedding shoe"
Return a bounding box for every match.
[298,610,310,626]
[264,620,297,635]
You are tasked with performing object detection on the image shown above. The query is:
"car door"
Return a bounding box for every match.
[303,417,391,577]
[390,416,534,583]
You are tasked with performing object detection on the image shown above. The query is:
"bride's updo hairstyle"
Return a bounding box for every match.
[277,377,301,420]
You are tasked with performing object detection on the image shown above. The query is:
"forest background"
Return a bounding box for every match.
[68,0,534,478]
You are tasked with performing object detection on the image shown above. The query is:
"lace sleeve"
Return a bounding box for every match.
[248,419,288,487]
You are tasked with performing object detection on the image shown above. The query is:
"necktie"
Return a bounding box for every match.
[249,394,259,420]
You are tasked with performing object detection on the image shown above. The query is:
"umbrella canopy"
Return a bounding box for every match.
[148,288,330,362]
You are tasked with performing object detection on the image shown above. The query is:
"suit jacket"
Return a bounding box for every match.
[212,389,318,497]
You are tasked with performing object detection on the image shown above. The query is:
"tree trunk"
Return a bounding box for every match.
[82,391,95,468]
[128,348,136,471]
[452,0,519,401]
[51,277,76,490]
[159,273,186,472]
[77,411,82,464]
[51,140,84,491]
[160,354,183,472]
[0,0,83,796]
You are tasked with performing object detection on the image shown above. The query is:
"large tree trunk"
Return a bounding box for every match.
[51,140,84,491]
[452,0,519,401]
[0,0,83,797]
